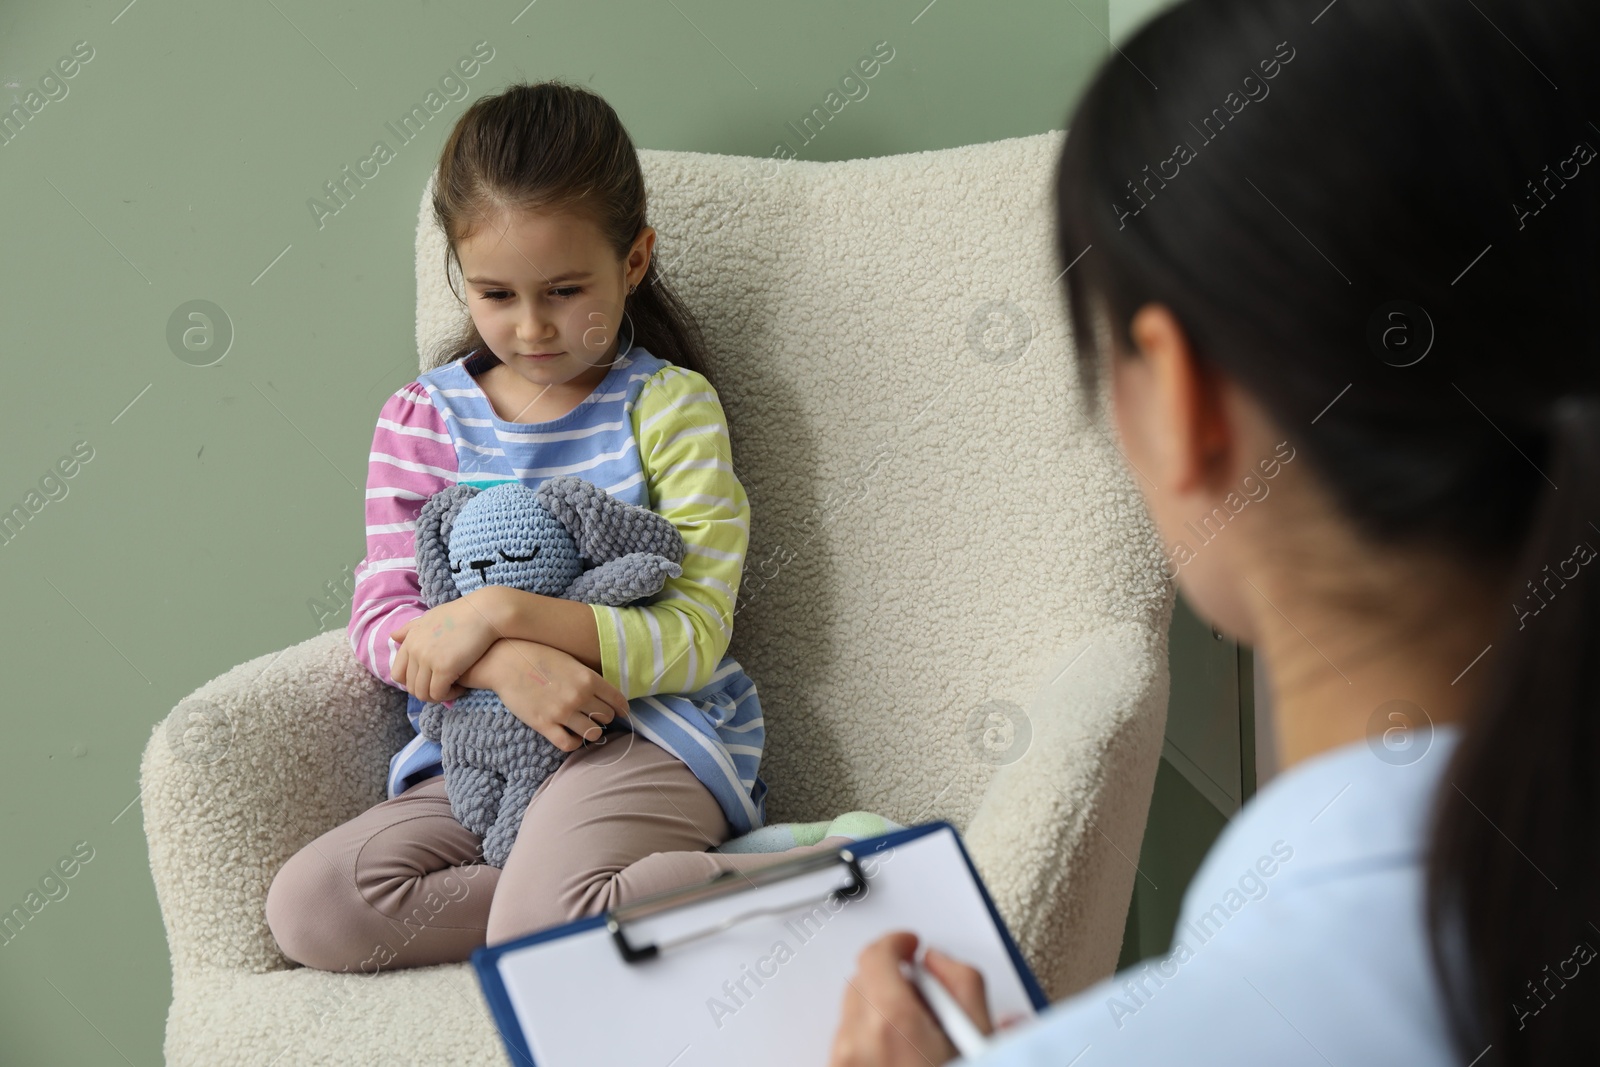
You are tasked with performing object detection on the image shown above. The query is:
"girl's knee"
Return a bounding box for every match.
[485,848,720,945]
[265,851,369,971]
[485,870,613,945]
[485,889,580,945]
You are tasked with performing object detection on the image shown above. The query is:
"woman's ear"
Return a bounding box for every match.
[1125,302,1232,495]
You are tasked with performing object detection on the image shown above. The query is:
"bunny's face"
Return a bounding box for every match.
[447,483,585,597]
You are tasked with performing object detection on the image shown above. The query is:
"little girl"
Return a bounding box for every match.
[265,80,895,974]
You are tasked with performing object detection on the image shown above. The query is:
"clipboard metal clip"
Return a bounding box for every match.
[606,847,869,964]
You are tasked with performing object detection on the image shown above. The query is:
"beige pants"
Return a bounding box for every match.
[265,733,840,972]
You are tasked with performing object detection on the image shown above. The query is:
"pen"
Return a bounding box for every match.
[901,945,990,1061]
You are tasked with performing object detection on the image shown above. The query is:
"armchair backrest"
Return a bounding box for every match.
[413,131,1168,829]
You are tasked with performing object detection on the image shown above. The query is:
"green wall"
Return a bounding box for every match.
[0,1,1218,1063]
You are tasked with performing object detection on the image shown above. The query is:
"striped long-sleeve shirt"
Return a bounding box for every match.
[347,345,768,834]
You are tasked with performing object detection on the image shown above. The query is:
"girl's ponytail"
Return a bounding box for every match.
[1426,397,1600,1062]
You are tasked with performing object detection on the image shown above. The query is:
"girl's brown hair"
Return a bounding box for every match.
[427,79,714,383]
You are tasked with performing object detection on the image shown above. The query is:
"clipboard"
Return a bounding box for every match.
[470,820,1049,1067]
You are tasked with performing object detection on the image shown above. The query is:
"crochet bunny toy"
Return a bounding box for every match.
[412,475,686,867]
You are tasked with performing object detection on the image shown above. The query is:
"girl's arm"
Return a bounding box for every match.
[347,381,458,687]
[476,592,603,671]
[456,636,630,750]
[483,365,749,701]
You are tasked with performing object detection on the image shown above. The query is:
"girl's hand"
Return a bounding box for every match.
[391,589,503,703]
[484,638,630,753]
[828,932,995,1067]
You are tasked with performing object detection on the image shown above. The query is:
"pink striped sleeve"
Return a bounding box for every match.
[347,381,457,688]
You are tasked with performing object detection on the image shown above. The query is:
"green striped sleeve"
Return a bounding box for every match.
[590,365,749,700]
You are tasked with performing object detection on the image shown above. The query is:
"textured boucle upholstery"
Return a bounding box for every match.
[142,128,1173,1065]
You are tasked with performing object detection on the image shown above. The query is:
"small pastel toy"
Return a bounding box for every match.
[412,476,685,867]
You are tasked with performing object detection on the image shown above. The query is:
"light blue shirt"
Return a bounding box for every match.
[967,725,1467,1065]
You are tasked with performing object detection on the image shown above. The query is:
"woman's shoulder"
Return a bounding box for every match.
[999,732,1464,1063]
[979,732,1465,1062]
[985,874,1454,1063]
[1184,727,1461,899]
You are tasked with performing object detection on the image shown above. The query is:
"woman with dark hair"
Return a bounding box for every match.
[829,0,1597,1063]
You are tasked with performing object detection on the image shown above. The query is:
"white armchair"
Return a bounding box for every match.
[142,129,1173,1065]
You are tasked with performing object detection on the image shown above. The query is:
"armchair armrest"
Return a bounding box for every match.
[965,620,1171,1002]
[140,630,412,976]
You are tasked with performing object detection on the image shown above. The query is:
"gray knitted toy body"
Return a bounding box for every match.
[412,475,686,867]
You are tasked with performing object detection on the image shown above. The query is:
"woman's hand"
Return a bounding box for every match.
[479,638,631,753]
[391,589,504,703]
[829,932,995,1067]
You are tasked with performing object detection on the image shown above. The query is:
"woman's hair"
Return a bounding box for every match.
[427,79,715,382]
[1055,0,1597,1060]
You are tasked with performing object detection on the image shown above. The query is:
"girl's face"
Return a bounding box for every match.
[456,207,654,392]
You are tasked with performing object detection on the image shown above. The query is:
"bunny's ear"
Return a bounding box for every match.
[536,475,686,566]
[415,483,481,605]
